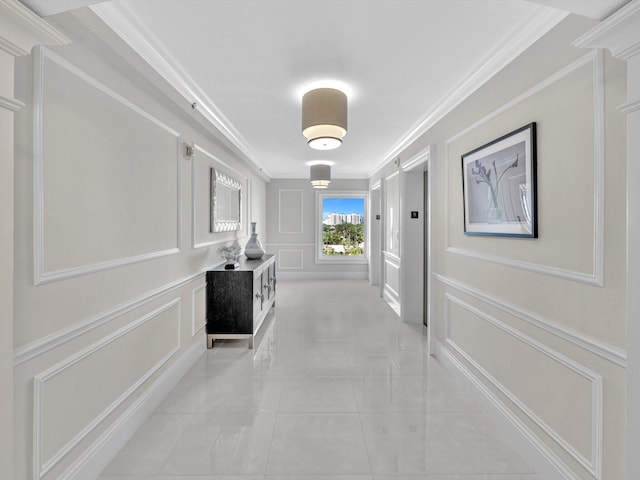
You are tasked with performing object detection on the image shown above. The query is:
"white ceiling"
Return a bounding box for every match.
[23,0,629,179]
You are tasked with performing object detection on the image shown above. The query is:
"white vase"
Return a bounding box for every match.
[244,222,265,259]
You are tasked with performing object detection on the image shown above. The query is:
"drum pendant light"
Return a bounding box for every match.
[302,88,347,150]
[309,164,331,189]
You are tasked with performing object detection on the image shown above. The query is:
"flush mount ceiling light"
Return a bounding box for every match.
[310,164,331,189]
[302,88,347,150]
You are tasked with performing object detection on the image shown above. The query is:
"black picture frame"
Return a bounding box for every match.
[461,122,537,238]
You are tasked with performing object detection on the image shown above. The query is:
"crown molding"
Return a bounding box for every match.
[368,7,567,178]
[573,0,640,60]
[90,2,271,181]
[0,0,70,55]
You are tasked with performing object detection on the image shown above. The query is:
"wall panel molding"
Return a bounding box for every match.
[33,47,182,285]
[400,145,430,171]
[444,293,603,478]
[90,1,271,180]
[267,243,314,247]
[435,341,582,480]
[278,189,304,234]
[434,273,626,367]
[191,284,206,336]
[0,34,27,56]
[445,51,605,286]
[0,94,25,112]
[277,271,368,281]
[60,340,204,480]
[277,249,304,270]
[14,268,209,366]
[619,98,640,114]
[33,299,181,479]
[383,251,401,316]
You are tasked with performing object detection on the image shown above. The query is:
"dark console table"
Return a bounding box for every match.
[206,254,276,348]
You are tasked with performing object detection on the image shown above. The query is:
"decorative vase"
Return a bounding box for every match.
[244,222,265,259]
[487,206,503,224]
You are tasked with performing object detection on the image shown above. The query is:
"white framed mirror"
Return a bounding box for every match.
[210,168,242,232]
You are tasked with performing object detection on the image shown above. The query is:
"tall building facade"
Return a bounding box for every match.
[323,212,363,225]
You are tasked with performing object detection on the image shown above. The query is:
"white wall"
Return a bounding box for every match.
[11,11,267,480]
[399,161,426,324]
[371,15,626,480]
[0,58,16,480]
[1,3,70,478]
[266,178,369,279]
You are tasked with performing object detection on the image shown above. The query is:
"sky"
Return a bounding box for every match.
[323,197,365,219]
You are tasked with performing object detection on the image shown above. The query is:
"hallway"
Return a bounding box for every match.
[99,280,538,479]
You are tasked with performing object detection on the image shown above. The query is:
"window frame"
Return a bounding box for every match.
[315,190,368,265]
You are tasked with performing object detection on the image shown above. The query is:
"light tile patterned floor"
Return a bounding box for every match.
[99,279,539,480]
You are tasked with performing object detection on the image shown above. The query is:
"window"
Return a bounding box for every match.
[316,191,368,264]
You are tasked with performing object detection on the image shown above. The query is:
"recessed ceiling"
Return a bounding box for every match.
[40,0,620,179]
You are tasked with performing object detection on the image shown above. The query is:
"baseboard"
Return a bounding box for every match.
[277,271,368,280]
[434,341,579,480]
[61,340,205,480]
[382,288,401,317]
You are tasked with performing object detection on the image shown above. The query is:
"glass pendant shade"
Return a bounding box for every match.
[310,164,331,189]
[302,88,347,150]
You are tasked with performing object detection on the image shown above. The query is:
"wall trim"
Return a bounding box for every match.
[0,95,25,112]
[267,243,315,247]
[276,271,368,281]
[444,293,603,478]
[89,1,270,180]
[276,249,304,270]
[0,34,27,56]
[382,284,401,317]
[0,0,70,54]
[382,250,400,263]
[384,169,399,181]
[446,51,596,144]
[33,47,182,285]
[435,340,582,480]
[573,0,640,60]
[445,50,605,286]
[14,268,210,366]
[620,98,640,114]
[33,299,182,479]
[434,273,626,367]
[382,251,401,316]
[368,7,567,177]
[191,284,206,336]
[59,340,204,480]
[278,189,304,234]
[400,145,430,171]
[445,247,600,286]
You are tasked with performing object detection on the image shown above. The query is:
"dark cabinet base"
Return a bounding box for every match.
[206,254,276,349]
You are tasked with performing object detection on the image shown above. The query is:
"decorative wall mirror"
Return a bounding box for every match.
[210,168,242,232]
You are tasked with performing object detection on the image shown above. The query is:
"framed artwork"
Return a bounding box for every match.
[461,122,537,238]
